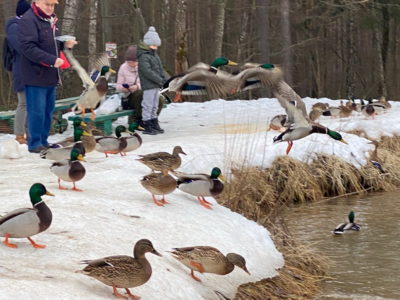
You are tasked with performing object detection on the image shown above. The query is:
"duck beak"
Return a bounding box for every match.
[45,191,55,197]
[77,154,86,162]
[243,266,251,275]
[340,139,348,145]
[109,68,116,73]
[82,131,92,136]
[152,249,163,257]
[80,121,87,127]
[126,130,133,134]
[228,60,238,66]
[218,174,226,182]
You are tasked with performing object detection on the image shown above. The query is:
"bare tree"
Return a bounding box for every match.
[127,0,147,37]
[256,0,270,62]
[61,0,79,35]
[281,0,292,84]
[88,0,98,69]
[174,0,188,73]
[214,0,226,58]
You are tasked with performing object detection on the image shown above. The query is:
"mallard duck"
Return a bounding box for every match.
[163,57,238,102]
[360,98,385,118]
[50,147,86,191]
[175,167,224,210]
[234,63,283,92]
[64,50,115,120]
[312,102,329,111]
[322,101,352,118]
[56,118,96,153]
[273,96,347,154]
[333,211,361,234]
[268,114,287,131]
[95,125,133,157]
[79,239,161,299]
[272,79,309,123]
[0,183,54,248]
[40,127,90,160]
[121,123,142,154]
[171,246,250,282]
[140,169,176,206]
[309,107,322,122]
[137,146,186,172]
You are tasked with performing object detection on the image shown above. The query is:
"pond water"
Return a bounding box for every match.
[284,191,400,300]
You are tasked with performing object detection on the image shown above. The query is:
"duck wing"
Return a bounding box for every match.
[276,95,309,129]
[0,208,33,225]
[236,66,283,91]
[273,81,308,122]
[63,49,95,88]
[173,69,236,99]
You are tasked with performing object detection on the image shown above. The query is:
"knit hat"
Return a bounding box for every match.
[16,0,31,17]
[143,26,161,47]
[124,45,137,61]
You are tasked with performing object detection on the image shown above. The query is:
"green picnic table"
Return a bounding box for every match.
[68,110,135,135]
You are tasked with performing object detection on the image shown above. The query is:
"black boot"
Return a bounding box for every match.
[151,118,164,134]
[142,120,157,135]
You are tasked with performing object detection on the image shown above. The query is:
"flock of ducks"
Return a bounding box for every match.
[0,54,379,298]
[0,117,230,298]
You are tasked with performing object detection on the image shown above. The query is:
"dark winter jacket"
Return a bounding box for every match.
[5,17,24,92]
[137,43,167,90]
[18,7,62,87]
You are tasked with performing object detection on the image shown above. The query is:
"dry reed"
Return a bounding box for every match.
[218,135,400,299]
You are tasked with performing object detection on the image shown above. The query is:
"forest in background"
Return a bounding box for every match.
[0,0,399,109]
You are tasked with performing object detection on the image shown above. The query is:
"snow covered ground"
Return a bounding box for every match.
[0,97,397,299]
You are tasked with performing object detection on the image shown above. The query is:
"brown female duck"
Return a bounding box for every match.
[140,170,176,206]
[79,239,162,299]
[171,246,250,282]
[137,146,186,171]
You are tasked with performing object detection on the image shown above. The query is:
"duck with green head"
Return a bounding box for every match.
[40,127,91,161]
[234,63,283,92]
[334,211,361,234]
[273,97,347,155]
[163,57,238,102]
[95,125,132,157]
[56,117,87,148]
[122,123,143,154]
[64,50,116,120]
[0,183,54,248]
[170,246,250,282]
[50,146,86,191]
[175,167,224,209]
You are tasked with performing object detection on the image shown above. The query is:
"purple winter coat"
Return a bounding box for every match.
[17,8,62,87]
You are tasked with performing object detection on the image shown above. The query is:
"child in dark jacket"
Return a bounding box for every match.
[137,27,167,135]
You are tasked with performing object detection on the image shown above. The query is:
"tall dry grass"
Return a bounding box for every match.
[218,134,400,300]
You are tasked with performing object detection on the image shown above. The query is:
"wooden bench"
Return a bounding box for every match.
[0,96,79,134]
[68,109,135,135]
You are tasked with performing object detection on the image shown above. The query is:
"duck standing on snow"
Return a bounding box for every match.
[273,95,347,154]
[0,183,54,248]
[137,146,186,172]
[140,170,177,206]
[268,114,287,131]
[78,239,162,299]
[174,167,224,210]
[95,125,132,157]
[120,123,142,154]
[50,147,86,191]
[40,127,90,161]
[170,246,250,282]
[333,211,361,234]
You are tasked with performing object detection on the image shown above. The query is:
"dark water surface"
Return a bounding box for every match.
[284,191,400,300]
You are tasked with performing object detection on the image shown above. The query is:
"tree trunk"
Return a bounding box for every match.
[372,5,387,98]
[174,0,188,73]
[345,12,355,98]
[255,0,270,62]
[214,0,226,58]
[281,0,292,84]
[61,0,79,36]
[88,0,98,69]
[127,0,148,36]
